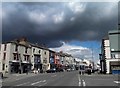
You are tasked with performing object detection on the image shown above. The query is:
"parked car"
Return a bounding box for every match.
[46,68,56,73]
[57,68,65,72]
[87,68,92,75]
[66,68,71,72]
[0,72,3,79]
[71,68,75,71]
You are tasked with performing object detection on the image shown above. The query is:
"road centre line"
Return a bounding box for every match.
[79,81,81,86]
[114,81,120,84]
[78,74,82,86]
[82,80,86,86]
[31,80,46,85]
[78,74,86,86]
[16,82,30,86]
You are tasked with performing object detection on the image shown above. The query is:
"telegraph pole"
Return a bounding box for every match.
[91,44,94,73]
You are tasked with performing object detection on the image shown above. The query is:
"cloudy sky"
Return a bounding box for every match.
[1,2,118,62]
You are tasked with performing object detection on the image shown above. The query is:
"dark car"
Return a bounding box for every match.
[46,68,56,73]
[57,68,64,72]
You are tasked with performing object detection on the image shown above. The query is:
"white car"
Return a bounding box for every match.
[66,68,71,72]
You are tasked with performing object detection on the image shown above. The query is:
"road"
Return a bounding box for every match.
[2,71,119,87]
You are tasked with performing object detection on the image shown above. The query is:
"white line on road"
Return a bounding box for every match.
[16,82,30,86]
[82,80,86,86]
[79,81,81,86]
[78,74,81,86]
[31,80,46,85]
[114,81,120,84]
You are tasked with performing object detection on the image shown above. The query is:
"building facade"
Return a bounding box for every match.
[49,50,55,69]
[0,38,32,74]
[100,38,111,74]
[100,29,120,74]
[0,38,76,74]
[30,44,43,72]
[106,30,120,74]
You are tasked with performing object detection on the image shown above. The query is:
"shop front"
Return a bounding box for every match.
[106,59,120,74]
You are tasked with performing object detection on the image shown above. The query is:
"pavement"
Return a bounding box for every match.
[2,71,120,87]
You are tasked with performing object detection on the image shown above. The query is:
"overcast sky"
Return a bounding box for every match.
[1,2,118,62]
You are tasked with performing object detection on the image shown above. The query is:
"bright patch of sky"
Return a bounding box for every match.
[50,41,100,62]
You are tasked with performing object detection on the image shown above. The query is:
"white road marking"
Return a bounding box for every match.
[31,80,46,85]
[114,81,120,84]
[78,74,81,86]
[82,80,86,86]
[79,81,81,86]
[16,82,30,86]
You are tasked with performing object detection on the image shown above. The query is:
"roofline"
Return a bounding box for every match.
[2,41,31,48]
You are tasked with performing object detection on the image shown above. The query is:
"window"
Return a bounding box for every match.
[33,48,35,53]
[3,53,6,60]
[24,55,27,61]
[26,55,29,61]
[2,64,5,70]
[43,58,47,63]
[25,47,28,53]
[111,53,116,59]
[39,50,41,53]
[4,44,7,51]
[13,54,19,60]
[15,44,18,52]
[44,52,46,55]
[24,55,29,61]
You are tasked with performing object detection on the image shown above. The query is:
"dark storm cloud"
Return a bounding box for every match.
[118,1,120,24]
[2,2,118,48]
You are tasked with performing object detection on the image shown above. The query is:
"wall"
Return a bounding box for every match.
[104,40,111,59]
[42,49,50,70]
[31,46,42,69]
